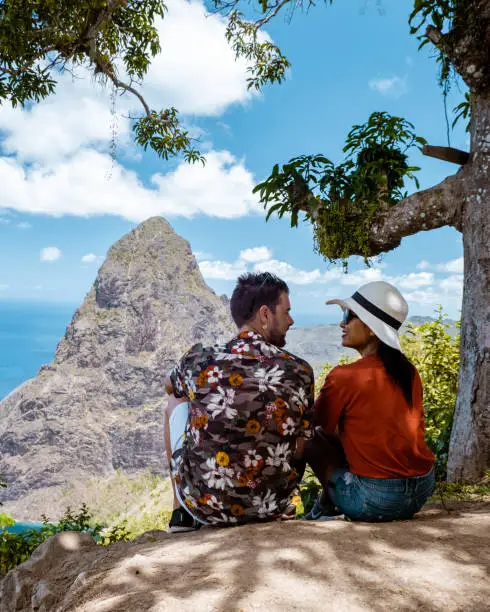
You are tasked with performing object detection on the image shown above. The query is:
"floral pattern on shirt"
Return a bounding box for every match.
[169,331,314,525]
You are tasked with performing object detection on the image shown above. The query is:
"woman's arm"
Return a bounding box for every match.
[313,369,346,434]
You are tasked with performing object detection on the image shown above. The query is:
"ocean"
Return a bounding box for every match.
[0,300,333,402]
[0,301,77,401]
[2,521,45,535]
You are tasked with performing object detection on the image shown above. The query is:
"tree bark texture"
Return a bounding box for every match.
[447,95,490,481]
[363,172,464,255]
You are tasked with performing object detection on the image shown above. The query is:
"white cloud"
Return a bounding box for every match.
[198,247,464,317]
[339,267,384,286]
[40,246,62,262]
[239,247,273,263]
[437,257,464,274]
[253,259,325,285]
[402,274,463,310]
[151,151,260,218]
[143,0,260,115]
[0,217,10,225]
[368,75,408,98]
[17,222,32,229]
[198,259,247,280]
[199,252,345,286]
[0,284,9,290]
[397,272,434,290]
[194,251,213,261]
[439,274,463,294]
[81,253,103,264]
[0,79,126,164]
[415,257,464,274]
[0,0,271,224]
[402,288,442,306]
[0,0,261,165]
[0,149,260,221]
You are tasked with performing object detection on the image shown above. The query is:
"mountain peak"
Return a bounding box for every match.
[0,217,235,515]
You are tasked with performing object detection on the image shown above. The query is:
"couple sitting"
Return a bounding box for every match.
[164,272,435,532]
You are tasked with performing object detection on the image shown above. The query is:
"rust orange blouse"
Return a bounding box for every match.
[314,355,435,478]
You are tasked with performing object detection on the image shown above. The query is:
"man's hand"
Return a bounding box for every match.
[164,374,173,395]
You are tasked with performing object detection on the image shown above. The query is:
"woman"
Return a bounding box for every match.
[305,281,435,522]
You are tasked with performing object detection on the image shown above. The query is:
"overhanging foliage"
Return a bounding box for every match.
[253,112,427,266]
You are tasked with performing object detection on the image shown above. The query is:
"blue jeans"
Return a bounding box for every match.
[328,468,435,522]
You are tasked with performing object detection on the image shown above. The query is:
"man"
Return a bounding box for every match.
[164,272,314,531]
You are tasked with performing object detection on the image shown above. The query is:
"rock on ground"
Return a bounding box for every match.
[1,502,489,612]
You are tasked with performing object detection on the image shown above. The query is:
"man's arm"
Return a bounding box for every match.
[164,374,173,396]
[294,366,315,459]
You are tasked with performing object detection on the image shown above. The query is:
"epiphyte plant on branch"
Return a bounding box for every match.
[253,112,428,267]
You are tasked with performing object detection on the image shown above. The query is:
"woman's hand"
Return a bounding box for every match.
[293,436,306,460]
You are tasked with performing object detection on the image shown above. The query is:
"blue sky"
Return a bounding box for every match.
[0,0,466,324]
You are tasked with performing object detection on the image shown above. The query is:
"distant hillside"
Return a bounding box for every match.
[286,316,458,371]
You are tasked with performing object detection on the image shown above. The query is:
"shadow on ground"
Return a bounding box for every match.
[4,502,490,612]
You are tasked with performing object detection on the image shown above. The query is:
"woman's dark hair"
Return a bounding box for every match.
[377,341,416,405]
[230,272,289,327]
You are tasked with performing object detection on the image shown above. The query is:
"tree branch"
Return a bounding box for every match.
[0,45,58,78]
[255,0,292,29]
[107,72,151,116]
[426,25,443,46]
[363,172,465,256]
[422,145,470,165]
[425,19,490,91]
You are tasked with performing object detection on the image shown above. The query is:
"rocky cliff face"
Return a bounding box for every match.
[0,217,235,510]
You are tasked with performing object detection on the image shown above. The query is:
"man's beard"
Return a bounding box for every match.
[269,327,287,348]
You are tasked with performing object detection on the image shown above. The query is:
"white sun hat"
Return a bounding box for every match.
[326,281,408,352]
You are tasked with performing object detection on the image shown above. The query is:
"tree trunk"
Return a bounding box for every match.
[447,95,490,481]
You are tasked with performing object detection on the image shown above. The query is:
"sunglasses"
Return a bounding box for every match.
[342,310,359,325]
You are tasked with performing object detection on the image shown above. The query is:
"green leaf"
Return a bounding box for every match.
[291,209,298,227]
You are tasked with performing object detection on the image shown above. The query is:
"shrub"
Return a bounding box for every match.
[297,467,322,517]
[0,504,104,576]
[401,308,460,479]
[59,469,172,529]
[0,513,15,528]
[0,504,134,576]
[0,494,173,576]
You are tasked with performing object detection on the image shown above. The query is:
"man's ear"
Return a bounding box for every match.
[257,304,270,327]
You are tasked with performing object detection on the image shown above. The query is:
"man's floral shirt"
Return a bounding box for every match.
[169,331,314,525]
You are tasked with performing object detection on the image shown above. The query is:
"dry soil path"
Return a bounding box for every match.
[1,502,489,611]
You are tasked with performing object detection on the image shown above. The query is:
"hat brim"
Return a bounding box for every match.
[326,297,403,352]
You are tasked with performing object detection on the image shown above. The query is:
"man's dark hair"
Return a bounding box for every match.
[230,272,289,327]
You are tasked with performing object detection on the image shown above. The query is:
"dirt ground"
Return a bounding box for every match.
[2,501,489,612]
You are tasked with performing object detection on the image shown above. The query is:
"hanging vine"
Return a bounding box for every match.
[409,0,487,132]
